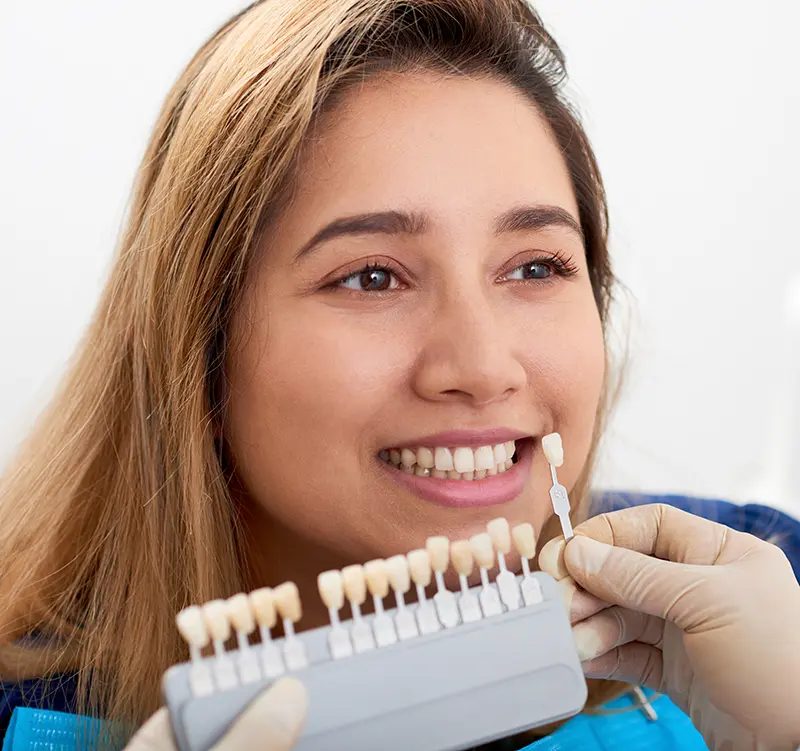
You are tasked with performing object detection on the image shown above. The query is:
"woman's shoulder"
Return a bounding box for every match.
[593,490,800,580]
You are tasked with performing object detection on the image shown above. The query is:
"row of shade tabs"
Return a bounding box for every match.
[176,517,542,696]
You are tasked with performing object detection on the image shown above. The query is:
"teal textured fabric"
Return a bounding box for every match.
[2,707,111,751]
[521,688,708,750]
[3,689,707,751]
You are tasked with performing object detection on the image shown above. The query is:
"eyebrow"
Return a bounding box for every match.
[293,204,583,262]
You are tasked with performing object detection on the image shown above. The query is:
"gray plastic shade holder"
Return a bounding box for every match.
[162,572,586,751]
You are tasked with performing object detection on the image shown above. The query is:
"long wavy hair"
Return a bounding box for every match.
[0,0,622,741]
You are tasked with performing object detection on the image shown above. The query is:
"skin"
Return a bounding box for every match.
[225,71,606,627]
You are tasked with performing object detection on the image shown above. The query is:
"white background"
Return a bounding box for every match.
[2,1,799,515]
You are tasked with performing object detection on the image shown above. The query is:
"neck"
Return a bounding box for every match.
[240,501,352,631]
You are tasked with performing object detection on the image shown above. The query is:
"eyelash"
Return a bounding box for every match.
[326,252,580,295]
[501,253,580,285]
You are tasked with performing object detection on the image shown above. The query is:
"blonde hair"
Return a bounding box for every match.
[0,0,622,740]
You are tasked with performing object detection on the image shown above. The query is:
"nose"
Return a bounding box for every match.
[412,288,528,407]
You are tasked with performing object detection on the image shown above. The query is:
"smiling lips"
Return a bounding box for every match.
[378,434,534,508]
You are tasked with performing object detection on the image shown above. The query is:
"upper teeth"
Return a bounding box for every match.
[382,441,517,477]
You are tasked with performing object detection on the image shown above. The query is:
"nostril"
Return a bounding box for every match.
[440,389,469,398]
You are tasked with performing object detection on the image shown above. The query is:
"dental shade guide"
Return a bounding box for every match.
[164,546,585,751]
[542,432,574,541]
[163,436,587,751]
[165,522,586,751]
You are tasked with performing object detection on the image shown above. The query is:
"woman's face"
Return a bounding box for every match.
[226,72,605,571]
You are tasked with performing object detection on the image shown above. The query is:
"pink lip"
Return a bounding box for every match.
[389,428,531,450]
[379,438,535,508]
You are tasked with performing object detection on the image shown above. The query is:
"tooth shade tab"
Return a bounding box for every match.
[200,600,238,690]
[469,533,495,569]
[342,565,368,605]
[450,540,474,576]
[487,521,520,611]
[225,595,261,685]
[386,555,411,593]
[471,534,503,618]
[543,433,573,541]
[318,570,346,610]
[365,559,399,647]
[487,518,512,554]
[450,540,482,624]
[177,607,215,697]
[319,571,351,658]
[407,550,440,635]
[274,581,307,670]
[202,600,231,642]
[225,594,256,634]
[512,523,537,559]
[341,566,376,652]
[386,554,419,640]
[273,582,302,623]
[542,433,564,467]
[176,606,209,649]
[427,537,458,628]
[175,608,204,648]
[364,559,390,598]
[407,549,432,587]
[250,588,278,629]
[248,588,286,678]
[426,536,450,572]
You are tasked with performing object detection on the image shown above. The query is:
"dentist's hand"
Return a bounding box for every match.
[539,504,800,750]
[124,676,307,751]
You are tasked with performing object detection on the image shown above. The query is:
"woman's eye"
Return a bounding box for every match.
[504,261,553,281]
[337,266,399,292]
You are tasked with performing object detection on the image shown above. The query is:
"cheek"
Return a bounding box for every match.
[224,304,410,538]
[530,299,605,479]
[230,310,398,436]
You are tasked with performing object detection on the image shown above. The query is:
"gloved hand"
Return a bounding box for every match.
[539,503,800,751]
[124,676,307,750]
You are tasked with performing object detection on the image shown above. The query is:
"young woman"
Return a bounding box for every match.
[2,1,798,749]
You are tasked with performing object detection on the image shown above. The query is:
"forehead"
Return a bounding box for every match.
[284,71,579,231]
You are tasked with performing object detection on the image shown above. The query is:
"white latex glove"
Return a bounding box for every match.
[124,676,307,751]
[539,503,800,751]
